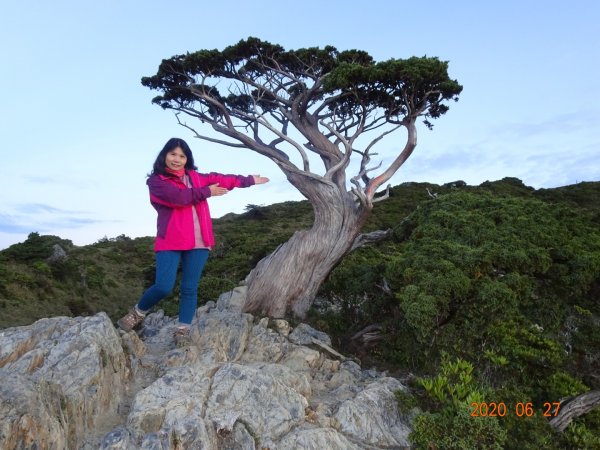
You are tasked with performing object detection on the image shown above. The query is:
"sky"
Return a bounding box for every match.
[0,0,598,250]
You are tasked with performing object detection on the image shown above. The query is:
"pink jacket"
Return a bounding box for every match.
[147,170,255,251]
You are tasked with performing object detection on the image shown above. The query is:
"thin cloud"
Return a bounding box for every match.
[14,203,86,215]
[0,214,39,234]
[524,146,600,187]
[0,207,117,235]
[493,111,599,139]
[412,143,487,173]
[23,175,93,189]
[23,175,59,184]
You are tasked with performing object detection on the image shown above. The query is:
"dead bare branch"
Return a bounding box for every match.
[426,188,438,199]
[364,124,402,155]
[351,324,383,341]
[375,278,393,296]
[351,160,382,190]
[549,390,600,432]
[372,184,391,203]
[365,120,417,202]
[175,113,246,148]
[350,229,393,251]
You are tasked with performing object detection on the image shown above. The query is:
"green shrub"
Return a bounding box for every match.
[411,407,507,450]
[3,232,72,262]
[410,357,506,449]
[316,182,600,445]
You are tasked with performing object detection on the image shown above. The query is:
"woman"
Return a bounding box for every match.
[117,137,269,345]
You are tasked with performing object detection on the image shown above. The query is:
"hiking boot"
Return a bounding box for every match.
[117,307,145,332]
[174,327,191,347]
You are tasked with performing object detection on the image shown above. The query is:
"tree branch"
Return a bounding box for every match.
[321,119,353,180]
[174,105,294,168]
[350,186,368,207]
[351,160,382,194]
[365,120,417,203]
[350,229,393,251]
[364,124,402,154]
[372,184,391,203]
[549,390,600,433]
[270,88,342,165]
[175,113,247,148]
[426,187,438,199]
[350,324,383,345]
[254,113,311,172]
[188,85,236,129]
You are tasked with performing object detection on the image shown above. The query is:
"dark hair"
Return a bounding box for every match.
[150,138,198,176]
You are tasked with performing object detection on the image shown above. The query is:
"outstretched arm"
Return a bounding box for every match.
[202,173,269,193]
[210,174,269,196]
[200,172,255,190]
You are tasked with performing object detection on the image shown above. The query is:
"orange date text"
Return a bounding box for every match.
[470,402,561,417]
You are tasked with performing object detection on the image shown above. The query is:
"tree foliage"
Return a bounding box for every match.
[141,37,462,206]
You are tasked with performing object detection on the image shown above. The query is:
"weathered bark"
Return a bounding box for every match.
[351,229,393,251]
[548,390,600,432]
[243,179,372,318]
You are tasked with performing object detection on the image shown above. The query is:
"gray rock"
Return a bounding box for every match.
[0,373,67,450]
[0,313,127,450]
[139,310,173,339]
[216,285,248,312]
[99,427,132,449]
[127,365,213,439]
[46,243,68,264]
[334,377,411,447]
[239,321,290,364]
[272,318,291,336]
[206,362,308,441]
[277,427,363,450]
[222,421,257,450]
[289,323,332,346]
[280,346,323,372]
[249,362,312,398]
[193,310,253,362]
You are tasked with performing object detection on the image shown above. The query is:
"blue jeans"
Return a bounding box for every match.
[137,249,209,324]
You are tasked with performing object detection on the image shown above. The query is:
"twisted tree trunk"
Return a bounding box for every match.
[243,179,372,318]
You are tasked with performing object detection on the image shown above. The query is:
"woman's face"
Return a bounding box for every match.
[165,146,187,171]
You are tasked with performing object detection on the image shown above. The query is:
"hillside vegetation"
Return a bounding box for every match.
[1,177,599,448]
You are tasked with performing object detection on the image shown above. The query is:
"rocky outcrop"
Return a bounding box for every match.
[0,286,412,449]
[46,244,68,265]
[0,313,127,449]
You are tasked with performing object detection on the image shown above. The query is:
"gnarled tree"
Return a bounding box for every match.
[142,37,462,318]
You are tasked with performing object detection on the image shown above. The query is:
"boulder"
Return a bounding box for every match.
[334,377,411,448]
[46,243,68,264]
[289,322,332,346]
[0,313,127,449]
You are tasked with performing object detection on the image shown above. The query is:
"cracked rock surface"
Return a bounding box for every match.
[0,286,412,449]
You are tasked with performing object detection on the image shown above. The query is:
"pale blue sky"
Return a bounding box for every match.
[1,0,598,249]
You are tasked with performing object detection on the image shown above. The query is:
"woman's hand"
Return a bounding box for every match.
[252,175,270,185]
[208,184,229,196]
